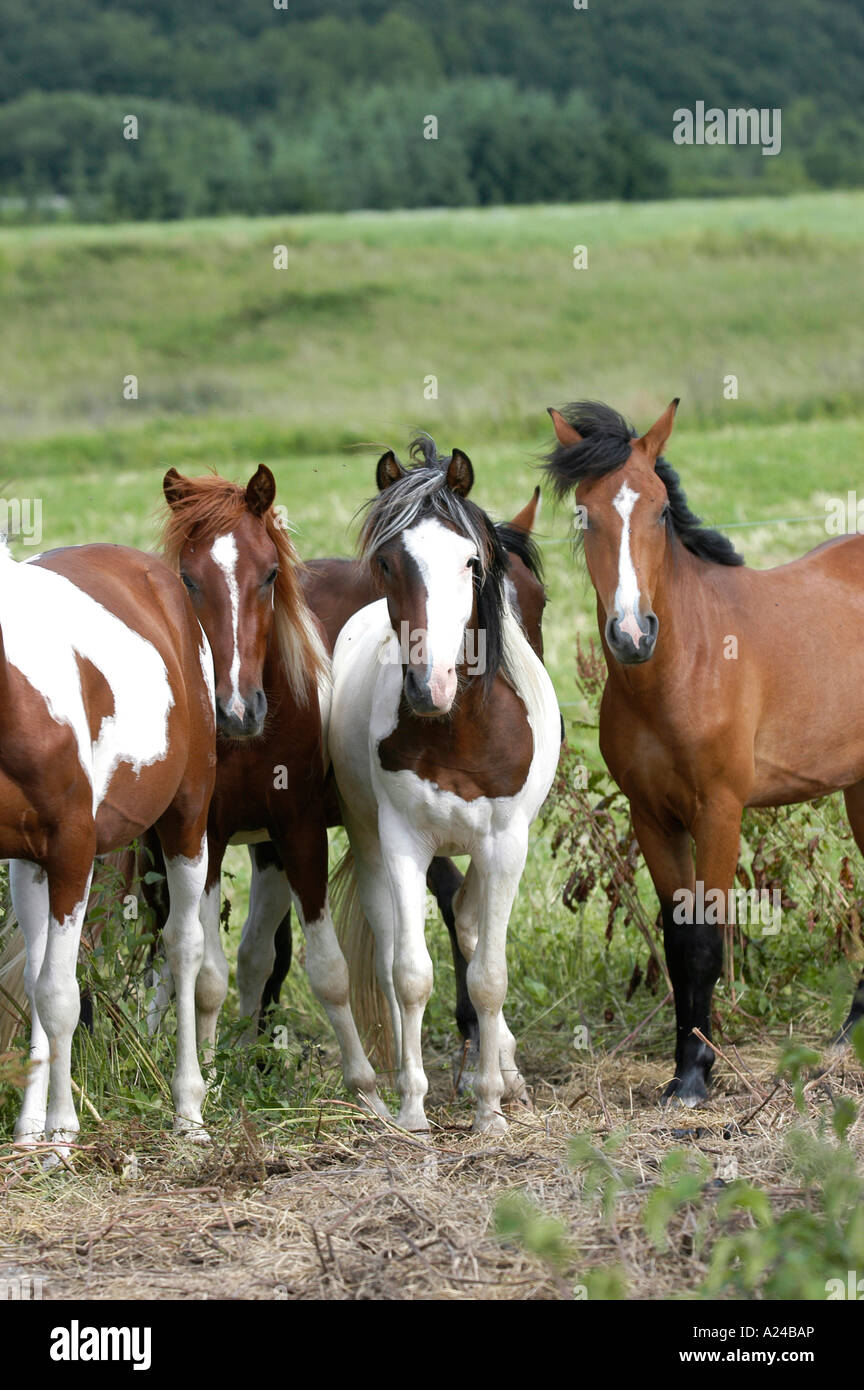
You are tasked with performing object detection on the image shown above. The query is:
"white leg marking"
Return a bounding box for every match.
[162,841,209,1138]
[377,811,434,1132]
[196,883,229,1062]
[453,864,528,1104]
[37,874,93,1162]
[291,888,390,1120]
[465,830,529,1134]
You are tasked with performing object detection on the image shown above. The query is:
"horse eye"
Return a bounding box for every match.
[377,555,390,577]
[660,504,671,522]
[180,572,197,593]
[264,568,278,587]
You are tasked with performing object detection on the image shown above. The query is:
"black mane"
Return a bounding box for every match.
[543,401,744,567]
[494,521,544,584]
[358,436,514,692]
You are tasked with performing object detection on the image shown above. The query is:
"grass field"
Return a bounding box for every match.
[1,191,864,1299]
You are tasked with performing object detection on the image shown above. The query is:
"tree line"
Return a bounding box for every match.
[0,0,860,221]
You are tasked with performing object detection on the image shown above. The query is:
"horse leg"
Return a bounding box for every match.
[277,815,390,1119]
[629,810,706,1105]
[236,843,294,1035]
[426,856,481,1078]
[154,817,209,1138]
[464,831,528,1134]
[452,862,529,1105]
[377,811,433,1132]
[196,866,229,1064]
[35,842,95,1163]
[677,798,742,1105]
[141,832,175,1036]
[833,781,864,1046]
[261,913,292,1016]
[10,862,51,1145]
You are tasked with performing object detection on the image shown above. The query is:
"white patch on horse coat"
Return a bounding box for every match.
[329,594,561,1133]
[198,627,216,705]
[0,548,174,814]
[210,532,243,718]
[611,481,644,646]
[402,518,475,710]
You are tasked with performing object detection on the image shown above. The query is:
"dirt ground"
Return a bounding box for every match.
[3,1033,862,1302]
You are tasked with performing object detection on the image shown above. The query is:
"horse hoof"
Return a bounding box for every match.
[173,1118,211,1144]
[359,1091,393,1122]
[41,1130,76,1169]
[472,1111,508,1135]
[13,1129,45,1149]
[503,1076,533,1111]
[661,1067,709,1108]
[395,1106,430,1133]
[504,1090,534,1114]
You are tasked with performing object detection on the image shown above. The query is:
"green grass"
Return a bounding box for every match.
[1,191,862,454]
[2,190,864,1139]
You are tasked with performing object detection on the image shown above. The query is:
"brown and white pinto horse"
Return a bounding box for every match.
[546,399,864,1106]
[248,485,549,1076]
[1,539,216,1157]
[157,465,388,1116]
[328,440,562,1132]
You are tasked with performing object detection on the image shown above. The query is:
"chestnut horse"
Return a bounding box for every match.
[546,398,864,1106]
[1,539,215,1157]
[156,465,388,1117]
[328,440,562,1131]
[245,484,548,1079]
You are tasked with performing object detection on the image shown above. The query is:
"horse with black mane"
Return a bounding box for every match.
[249,481,549,1081]
[546,398,864,1106]
[328,438,562,1131]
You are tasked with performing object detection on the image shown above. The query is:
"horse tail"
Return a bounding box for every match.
[0,899,27,1054]
[330,846,394,1074]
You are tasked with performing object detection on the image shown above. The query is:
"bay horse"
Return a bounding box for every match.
[545,398,864,1106]
[1,539,216,1157]
[328,439,562,1132]
[243,484,548,1081]
[157,464,389,1117]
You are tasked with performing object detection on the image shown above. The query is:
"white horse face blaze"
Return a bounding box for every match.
[403,518,476,711]
[210,532,243,720]
[611,481,645,646]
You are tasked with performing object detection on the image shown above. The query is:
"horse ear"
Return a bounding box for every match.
[510,486,541,533]
[637,399,679,464]
[163,468,191,509]
[446,449,474,498]
[245,464,276,517]
[376,450,405,491]
[547,408,583,449]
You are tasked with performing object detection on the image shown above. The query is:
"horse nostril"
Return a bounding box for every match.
[251,689,267,722]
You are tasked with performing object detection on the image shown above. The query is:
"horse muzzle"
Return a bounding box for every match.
[216,688,268,739]
[403,665,456,717]
[605,611,659,665]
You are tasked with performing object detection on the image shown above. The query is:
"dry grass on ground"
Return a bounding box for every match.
[2,1035,862,1302]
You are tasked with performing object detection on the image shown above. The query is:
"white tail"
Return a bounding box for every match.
[330,846,394,1073]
